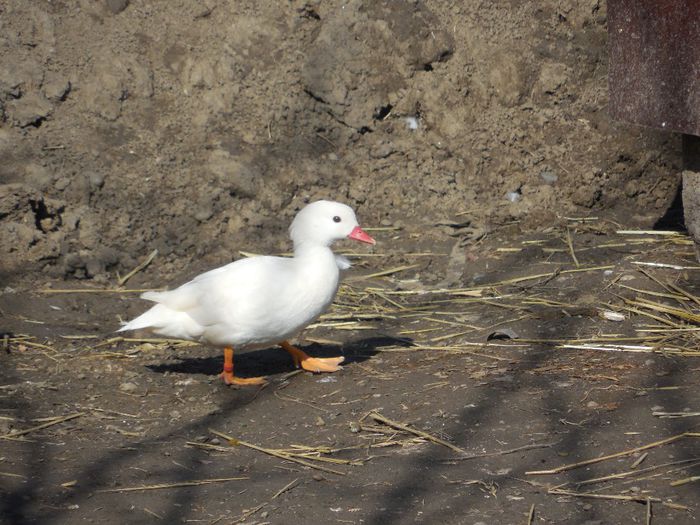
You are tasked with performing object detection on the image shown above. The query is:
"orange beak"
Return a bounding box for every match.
[348,226,376,245]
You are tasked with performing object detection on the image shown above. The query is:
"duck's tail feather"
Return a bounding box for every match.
[141,290,166,302]
[117,302,203,340]
[117,303,170,333]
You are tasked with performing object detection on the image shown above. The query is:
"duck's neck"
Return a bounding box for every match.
[293,241,335,261]
[292,242,340,287]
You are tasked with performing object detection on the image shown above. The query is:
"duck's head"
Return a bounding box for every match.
[289,200,376,248]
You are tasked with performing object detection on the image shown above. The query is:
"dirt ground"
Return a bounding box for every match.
[3,225,700,524]
[2,1,700,524]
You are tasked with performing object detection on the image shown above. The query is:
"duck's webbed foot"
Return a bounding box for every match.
[220,346,266,386]
[279,341,344,373]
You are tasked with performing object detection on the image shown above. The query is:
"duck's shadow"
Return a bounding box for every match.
[146,335,413,379]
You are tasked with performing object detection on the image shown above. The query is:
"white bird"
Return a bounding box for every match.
[118,200,376,385]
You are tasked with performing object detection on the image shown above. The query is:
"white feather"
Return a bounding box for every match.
[335,255,352,270]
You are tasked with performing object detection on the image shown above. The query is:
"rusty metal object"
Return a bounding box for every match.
[682,136,700,259]
[608,0,700,136]
[609,1,700,259]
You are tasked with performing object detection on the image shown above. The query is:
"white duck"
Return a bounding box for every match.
[118,200,375,385]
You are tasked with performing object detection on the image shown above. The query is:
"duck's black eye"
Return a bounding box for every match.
[333,216,341,223]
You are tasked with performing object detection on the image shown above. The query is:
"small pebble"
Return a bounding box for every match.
[89,172,105,189]
[539,170,558,184]
[119,382,138,393]
[210,438,221,445]
[349,422,360,433]
[312,474,324,481]
[106,0,129,14]
[315,416,326,426]
[405,116,419,130]
[505,190,521,202]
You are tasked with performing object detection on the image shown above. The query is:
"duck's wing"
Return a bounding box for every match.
[118,262,241,335]
[139,262,237,311]
[176,256,295,329]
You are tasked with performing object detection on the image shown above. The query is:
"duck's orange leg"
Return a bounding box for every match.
[279,341,344,373]
[220,346,266,386]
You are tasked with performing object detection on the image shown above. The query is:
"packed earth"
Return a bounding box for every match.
[2,1,699,524]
